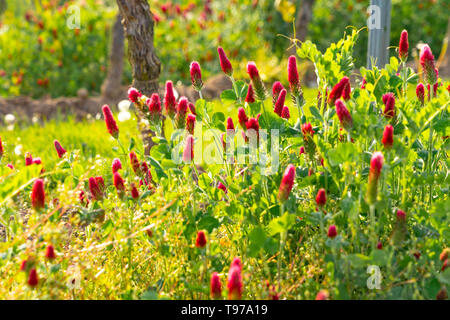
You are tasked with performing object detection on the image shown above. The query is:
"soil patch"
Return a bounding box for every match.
[0,74,233,121]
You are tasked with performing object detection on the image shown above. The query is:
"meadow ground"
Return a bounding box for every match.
[1,80,448,300]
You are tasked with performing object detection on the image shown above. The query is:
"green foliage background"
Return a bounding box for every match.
[0,0,448,98]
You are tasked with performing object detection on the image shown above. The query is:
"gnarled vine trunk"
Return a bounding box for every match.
[437,18,450,78]
[290,0,315,55]
[101,13,125,102]
[295,0,315,43]
[0,0,6,16]
[116,0,161,155]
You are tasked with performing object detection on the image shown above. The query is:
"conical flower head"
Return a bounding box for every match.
[141,168,153,187]
[188,102,196,115]
[328,77,350,106]
[272,81,284,106]
[396,209,406,222]
[95,176,105,193]
[238,108,248,130]
[442,260,449,272]
[245,83,255,103]
[391,209,408,247]
[45,244,56,260]
[175,97,189,129]
[288,56,300,96]
[195,230,207,248]
[102,105,119,139]
[245,118,259,141]
[128,87,142,104]
[268,284,280,300]
[20,259,28,272]
[315,188,326,207]
[315,290,329,300]
[366,152,384,205]
[147,93,162,125]
[0,136,4,158]
[217,182,227,193]
[288,56,305,106]
[342,81,351,100]
[130,183,139,200]
[190,61,203,91]
[327,225,337,238]
[370,152,384,179]
[164,81,177,119]
[335,99,353,131]
[247,62,266,101]
[230,257,242,271]
[301,123,314,137]
[398,30,409,61]
[140,161,150,182]
[218,47,233,76]
[210,272,222,299]
[436,288,448,300]
[113,172,125,197]
[88,177,103,201]
[301,123,316,156]
[25,152,33,166]
[274,89,286,116]
[129,151,141,175]
[227,266,243,300]
[281,106,290,119]
[183,135,194,163]
[381,125,394,149]
[54,140,66,158]
[247,61,260,82]
[382,93,396,119]
[31,179,45,210]
[420,45,437,85]
[299,146,305,155]
[416,83,425,105]
[361,78,367,89]
[226,117,235,131]
[186,114,196,135]
[112,158,122,173]
[28,268,38,287]
[278,164,295,202]
[440,248,450,262]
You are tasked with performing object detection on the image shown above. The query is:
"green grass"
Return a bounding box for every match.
[0,117,141,169]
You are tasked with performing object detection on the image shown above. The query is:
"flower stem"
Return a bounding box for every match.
[402,61,407,99]
[428,87,434,207]
[117,138,127,156]
[278,203,285,291]
[320,83,328,141]
[230,76,241,104]
[319,207,325,237]
[191,164,197,218]
[369,204,376,250]
[260,100,270,129]
[428,119,433,207]
[295,96,304,124]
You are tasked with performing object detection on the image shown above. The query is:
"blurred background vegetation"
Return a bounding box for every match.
[0,0,448,98]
